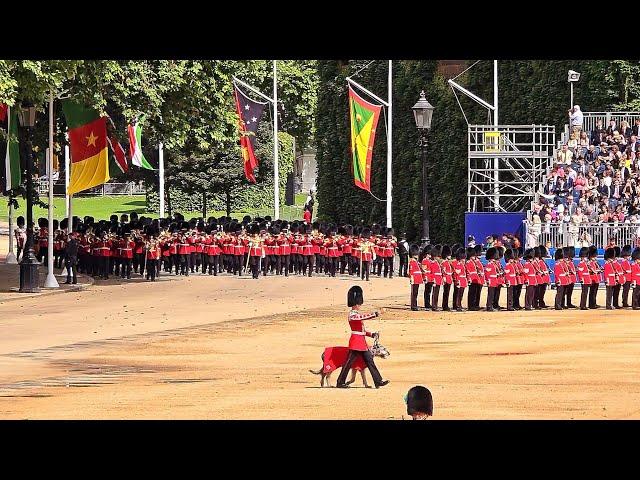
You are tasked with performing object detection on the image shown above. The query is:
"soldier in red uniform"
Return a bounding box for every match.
[335,286,389,389]
[421,245,433,309]
[119,233,135,279]
[533,246,550,309]
[37,218,49,265]
[512,248,524,310]
[620,245,633,308]
[383,228,397,279]
[492,247,505,310]
[563,246,577,309]
[276,223,291,276]
[359,229,374,281]
[604,247,619,310]
[325,227,341,277]
[440,245,453,311]
[52,220,64,269]
[430,245,443,312]
[522,248,538,310]
[339,225,354,275]
[465,246,480,311]
[408,244,423,311]
[631,247,640,310]
[554,248,570,310]
[503,248,518,311]
[145,234,160,281]
[247,223,264,279]
[576,246,592,310]
[612,246,625,309]
[588,246,602,309]
[484,247,499,311]
[452,247,468,312]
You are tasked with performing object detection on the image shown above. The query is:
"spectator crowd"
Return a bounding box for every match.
[528,108,640,248]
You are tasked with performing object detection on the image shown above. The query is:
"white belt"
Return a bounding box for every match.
[350,331,366,335]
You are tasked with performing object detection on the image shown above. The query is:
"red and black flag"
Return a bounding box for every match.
[233,83,267,183]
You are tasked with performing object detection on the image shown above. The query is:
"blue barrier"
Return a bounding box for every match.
[465,212,526,246]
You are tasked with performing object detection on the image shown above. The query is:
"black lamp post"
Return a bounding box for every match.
[412,91,434,245]
[18,103,40,293]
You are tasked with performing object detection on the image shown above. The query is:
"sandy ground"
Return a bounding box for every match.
[1,229,639,419]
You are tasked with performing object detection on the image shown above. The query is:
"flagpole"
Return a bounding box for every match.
[386,60,393,229]
[273,60,280,220]
[44,92,59,288]
[159,142,165,218]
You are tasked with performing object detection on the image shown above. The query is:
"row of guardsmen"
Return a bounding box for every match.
[407,244,640,312]
[51,218,401,282]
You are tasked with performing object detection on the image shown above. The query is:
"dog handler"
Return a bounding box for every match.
[336,286,390,389]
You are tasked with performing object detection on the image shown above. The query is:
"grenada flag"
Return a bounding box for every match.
[348,85,382,192]
[62,99,110,194]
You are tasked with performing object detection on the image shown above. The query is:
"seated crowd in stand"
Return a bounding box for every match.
[531,110,640,228]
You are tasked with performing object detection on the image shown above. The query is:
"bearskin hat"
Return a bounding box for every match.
[614,246,621,257]
[272,225,281,235]
[579,247,589,258]
[474,244,482,256]
[347,285,364,307]
[455,247,466,260]
[60,218,68,230]
[17,215,25,227]
[180,221,189,231]
[632,248,640,261]
[562,247,571,259]
[338,226,346,235]
[524,248,534,260]
[533,246,541,258]
[485,247,497,261]
[496,247,504,259]
[109,214,118,223]
[372,224,381,236]
[305,224,312,234]
[431,244,443,258]
[312,221,320,231]
[264,215,272,222]
[554,248,564,261]
[539,245,548,257]
[248,223,258,235]
[504,248,514,261]
[409,244,420,257]
[52,219,59,230]
[605,247,616,260]
[37,218,47,228]
[406,386,433,417]
[588,246,598,258]
[362,228,371,238]
[242,215,252,224]
[441,245,452,258]
[621,245,632,257]
[567,246,575,259]
[387,228,395,237]
[466,246,476,259]
[345,224,354,236]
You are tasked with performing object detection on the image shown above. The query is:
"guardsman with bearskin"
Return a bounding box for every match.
[503,248,518,311]
[383,228,397,279]
[484,247,499,311]
[420,244,433,309]
[359,229,374,281]
[576,246,592,310]
[64,231,79,285]
[631,247,640,310]
[563,246,577,308]
[408,244,422,311]
[335,286,389,389]
[612,246,625,309]
[325,226,341,277]
[119,232,134,279]
[440,245,453,311]
[452,247,468,312]
[430,245,443,311]
[37,218,49,264]
[554,247,569,310]
[588,246,601,309]
[604,247,619,310]
[53,220,64,269]
[464,246,479,311]
[493,247,505,310]
[522,248,538,310]
[145,233,160,281]
[620,245,633,308]
[513,248,524,309]
[247,223,264,279]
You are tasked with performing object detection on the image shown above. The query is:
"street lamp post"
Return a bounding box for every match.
[18,104,40,293]
[412,91,434,245]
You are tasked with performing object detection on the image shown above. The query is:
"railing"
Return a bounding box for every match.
[523,220,640,249]
[37,179,146,196]
[579,112,640,136]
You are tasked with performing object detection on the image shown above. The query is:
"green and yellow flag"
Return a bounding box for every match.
[62,99,110,195]
[349,85,382,192]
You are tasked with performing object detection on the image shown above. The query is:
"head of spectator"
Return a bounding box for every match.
[404,386,433,420]
[609,119,617,130]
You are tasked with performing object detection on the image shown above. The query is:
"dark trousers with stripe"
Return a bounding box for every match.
[336,349,383,387]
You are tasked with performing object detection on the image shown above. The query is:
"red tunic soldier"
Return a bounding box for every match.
[408,244,423,311]
[554,248,570,310]
[576,246,592,310]
[118,234,135,279]
[522,249,538,310]
[612,246,625,308]
[603,247,619,310]
[587,246,602,309]
[452,247,468,312]
[430,245,444,312]
[335,286,388,389]
[440,245,454,311]
[484,247,500,312]
[631,247,640,310]
[421,246,434,309]
[503,248,518,311]
[620,245,633,308]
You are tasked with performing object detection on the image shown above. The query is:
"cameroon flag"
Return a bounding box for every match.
[62,99,110,195]
[349,85,382,192]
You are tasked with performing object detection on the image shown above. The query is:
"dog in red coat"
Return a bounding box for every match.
[309,341,390,388]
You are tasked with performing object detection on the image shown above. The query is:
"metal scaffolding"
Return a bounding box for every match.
[468,124,556,213]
